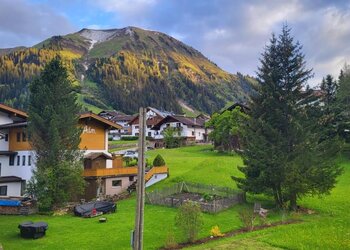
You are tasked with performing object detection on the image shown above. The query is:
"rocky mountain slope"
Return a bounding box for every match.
[0,27,255,114]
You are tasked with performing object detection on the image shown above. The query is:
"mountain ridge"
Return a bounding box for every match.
[0,26,256,114]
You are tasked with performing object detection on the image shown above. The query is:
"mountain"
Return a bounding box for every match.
[0,26,256,114]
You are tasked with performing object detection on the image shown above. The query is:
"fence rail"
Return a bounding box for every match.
[146,182,245,213]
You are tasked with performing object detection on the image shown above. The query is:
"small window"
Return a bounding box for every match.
[28,155,32,166]
[177,123,181,127]
[192,131,195,136]
[9,155,15,166]
[129,176,134,182]
[22,155,26,166]
[0,186,7,196]
[148,132,152,137]
[112,180,122,187]
[17,156,20,166]
[22,132,26,142]
[17,132,21,142]
[4,134,8,142]
[198,132,200,136]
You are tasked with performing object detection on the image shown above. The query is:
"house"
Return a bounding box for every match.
[129,107,173,138]
[0,104,169,199]
[98,110,135,140]
[0,104,30,197]
[151,114,212,144]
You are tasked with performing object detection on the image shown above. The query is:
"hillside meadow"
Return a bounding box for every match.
[0,145,348,249]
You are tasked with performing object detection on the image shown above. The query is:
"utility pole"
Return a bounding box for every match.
[133,107,146,250]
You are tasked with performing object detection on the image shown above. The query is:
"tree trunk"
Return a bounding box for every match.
[289,193,297,211]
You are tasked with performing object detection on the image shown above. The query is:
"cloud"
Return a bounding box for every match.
[0,0,75,47]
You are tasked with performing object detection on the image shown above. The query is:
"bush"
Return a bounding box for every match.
[238,209,256,231]
[164,231,178,249]
[175,201,203,243]
[121,136,139,141]
[210,225,224,237]
[153,154,166,166]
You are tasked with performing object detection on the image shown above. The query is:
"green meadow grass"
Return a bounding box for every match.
[0,145,348,249]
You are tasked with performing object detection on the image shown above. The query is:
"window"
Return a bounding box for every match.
[28,155,32,166]
[22,155,26,166]
[4,134,8,142]
[9,155,15,166]
[112,180,122,187]
[176,123,181,127]
[129,176,134,182]
[22,132,26,142]
[135,126,139,129]
[16,132,21,142]
[0,186,7,196]
[192,131,195,136]
[17,156,20,166]
[148,132,151,137]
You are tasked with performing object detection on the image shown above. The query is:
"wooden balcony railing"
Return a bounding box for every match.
[145,166,169,182]
[83,167,138,177]
[83,166,169,179]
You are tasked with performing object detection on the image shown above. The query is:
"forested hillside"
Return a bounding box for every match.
[0,27,255,114]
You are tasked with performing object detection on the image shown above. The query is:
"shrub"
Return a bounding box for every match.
[121,136,139,141]
[238,209,256,231]
[175,201,203,243]
[153,154,166,166]
[210,225,224,237]
[164,231,178,249]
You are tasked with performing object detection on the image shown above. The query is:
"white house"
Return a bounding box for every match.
[152,115,211,142]
[129,107,173,138]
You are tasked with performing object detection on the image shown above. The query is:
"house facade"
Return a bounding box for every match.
[0,104,168,200]
[98,110,135,140]
[152,115,212,143]
[129,107,173,138]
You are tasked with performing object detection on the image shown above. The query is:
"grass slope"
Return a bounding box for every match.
[0,146,348,249]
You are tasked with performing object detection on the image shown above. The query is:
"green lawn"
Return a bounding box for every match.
[108,140,138,146]
[0,146,349,249]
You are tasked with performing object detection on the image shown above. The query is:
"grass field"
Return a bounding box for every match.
[0,146,349,249]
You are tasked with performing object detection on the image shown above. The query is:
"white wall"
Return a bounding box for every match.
[0,129,9,151]
[0,182,22,197]
[0,151,35,181]
[145,173,168,187]
[0,111,13,125]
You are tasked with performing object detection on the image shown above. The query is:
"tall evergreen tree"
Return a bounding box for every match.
[335,64,350,142]
[233,25,342,210]
[28,57,84,211]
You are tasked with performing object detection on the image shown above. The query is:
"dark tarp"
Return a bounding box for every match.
[18,221,48,239]
[74,201,116,217]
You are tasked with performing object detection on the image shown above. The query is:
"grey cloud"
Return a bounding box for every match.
[0,0,75,47]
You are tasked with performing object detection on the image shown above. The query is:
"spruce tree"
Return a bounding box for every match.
[28,57,84,211]
[233,25,342,210]
[335,64,350,142]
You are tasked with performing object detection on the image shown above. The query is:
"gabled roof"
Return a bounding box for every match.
[0,104,28,119]
[98,110,126,117]
[129,107,174,125]
[84,152,113,160]
[220,102,250,114]
[79,112,123,130]
[152,115,207,130]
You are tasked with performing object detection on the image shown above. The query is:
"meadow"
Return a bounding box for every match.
[0,145,348,249]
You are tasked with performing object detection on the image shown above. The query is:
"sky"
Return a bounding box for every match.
[1,0,350,86]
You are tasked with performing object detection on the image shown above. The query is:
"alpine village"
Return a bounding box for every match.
[0,3,349,250]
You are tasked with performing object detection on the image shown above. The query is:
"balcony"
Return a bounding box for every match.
[83,167,138,177]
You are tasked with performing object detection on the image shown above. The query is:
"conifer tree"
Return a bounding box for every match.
[335,64,350,142]
[28,57,84,211]
[233,25,342,210]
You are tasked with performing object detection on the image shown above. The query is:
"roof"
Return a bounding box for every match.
[0,151,18,156]
[0,122,28,129]
[129,107,174,125]
[220,102,250,114]
[79,112,123,130]
[98,110,126,117]
[0,176,23,183]
[152,115,207,130]
[84,152,113,160]
[0,104,28,119]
